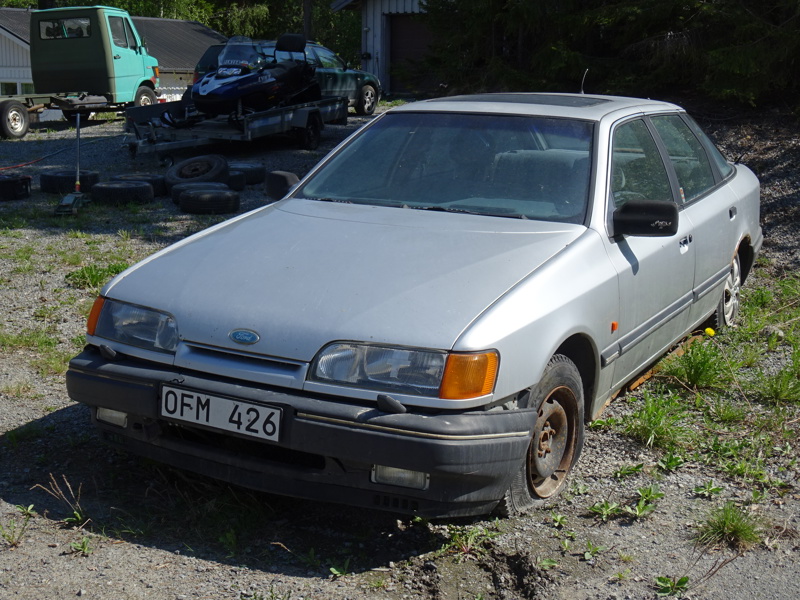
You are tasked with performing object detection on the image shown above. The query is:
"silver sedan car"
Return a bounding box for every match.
[67,93,762,518]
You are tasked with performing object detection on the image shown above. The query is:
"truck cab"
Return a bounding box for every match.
[30,6,159,106]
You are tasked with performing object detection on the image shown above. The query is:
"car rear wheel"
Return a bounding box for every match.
[710,253,741,329]
[356,84,377,116]
[498,354,584,515]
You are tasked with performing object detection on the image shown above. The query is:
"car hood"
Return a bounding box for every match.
[105,200,584,361]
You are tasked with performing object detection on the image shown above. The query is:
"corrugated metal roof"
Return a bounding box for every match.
[0,8,227,73]
[0,7,32,45]
[132,16,227,71]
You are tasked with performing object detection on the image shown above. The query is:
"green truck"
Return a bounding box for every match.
[0,5,159,139]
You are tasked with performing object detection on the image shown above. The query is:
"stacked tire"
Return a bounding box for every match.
[165,155,241,215]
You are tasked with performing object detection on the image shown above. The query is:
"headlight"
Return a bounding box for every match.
[88,297,178,353]
[310,343,498,399]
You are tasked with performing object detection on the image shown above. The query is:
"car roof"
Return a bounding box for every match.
[392,93,683,121]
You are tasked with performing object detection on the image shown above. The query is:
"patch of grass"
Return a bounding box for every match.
[0,326,59,351]
[440,524,501,561]
[695,501,763,550]
[661,339,729,389]
[0,504,35,548]
[65,262,128,291]
[759,367,800,402]
[623,389,690,450]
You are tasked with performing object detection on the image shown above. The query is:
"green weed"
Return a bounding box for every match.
[623,389,690,450]
[695,501,763,550]
[65,262,129,290]
[655,575,689,597]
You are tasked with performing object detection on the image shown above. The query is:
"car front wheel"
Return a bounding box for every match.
[356,84,377,115]
[498,354,585,515]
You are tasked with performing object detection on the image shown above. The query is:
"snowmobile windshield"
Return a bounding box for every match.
[216,41,266,76]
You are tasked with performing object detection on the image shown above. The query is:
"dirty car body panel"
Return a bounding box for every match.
[66,93,762,517]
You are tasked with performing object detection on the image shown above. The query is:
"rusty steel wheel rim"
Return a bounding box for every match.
[527,385,578,498]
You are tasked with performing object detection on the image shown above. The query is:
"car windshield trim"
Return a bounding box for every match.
[297,111,595,225]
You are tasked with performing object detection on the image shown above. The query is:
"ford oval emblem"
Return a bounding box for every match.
[229,329,260,345]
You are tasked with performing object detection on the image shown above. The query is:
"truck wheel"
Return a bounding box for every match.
[165,154,229,190]
[0,100,30,139]
[497,355,585,516]
[355,84,377,116]
[40,170,100,194]
[179,189,240,215]
[92,181,154,205]
[228,162,266,185]
[170,181,230,204]
[135,86,157,106]
[296,115,321,150]
[111,173,167,197]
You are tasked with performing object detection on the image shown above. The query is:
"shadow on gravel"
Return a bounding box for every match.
[0,404,455,578]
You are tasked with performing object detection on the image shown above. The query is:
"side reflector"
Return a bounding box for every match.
[439,351,499,399]
[87,297,105,336]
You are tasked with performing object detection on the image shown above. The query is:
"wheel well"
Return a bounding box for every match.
[738,237,755,283]
[555,335,597,422]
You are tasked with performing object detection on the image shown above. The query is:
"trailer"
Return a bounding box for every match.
[124,96,349,159]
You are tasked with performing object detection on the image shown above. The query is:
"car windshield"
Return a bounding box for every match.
[216,38,266,71]
[298,112,594,223]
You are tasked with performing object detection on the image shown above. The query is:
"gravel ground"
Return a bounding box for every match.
[0,104,799,600]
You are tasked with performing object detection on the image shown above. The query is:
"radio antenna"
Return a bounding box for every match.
[580,69,589,94]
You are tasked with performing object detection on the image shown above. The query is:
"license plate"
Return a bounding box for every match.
[160,385,281,442]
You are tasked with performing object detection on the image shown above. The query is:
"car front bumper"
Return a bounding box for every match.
[66,346,533,518]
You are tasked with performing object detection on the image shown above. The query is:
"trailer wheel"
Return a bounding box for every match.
[296,115,321,150]
[0,100,30,139]
[165,154,229,190]
[92,181,154,205]
[135,86,157,106]
[179,189,240,215]
[170,181,230,204]
[111,173,168,197]
[228,162,266,185]
[40,170,100,194]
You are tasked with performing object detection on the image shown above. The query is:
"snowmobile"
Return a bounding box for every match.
[190,33,321,118]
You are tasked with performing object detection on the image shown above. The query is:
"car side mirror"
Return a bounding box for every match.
[266,171,300,200]
[612,200,679,237]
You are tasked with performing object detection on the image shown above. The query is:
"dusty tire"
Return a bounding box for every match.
[179,189,239,214]
[709,253,741,330]
[498,355,584,516]
[134,86,157,106]
[111,173,168,197]
[296,116,321,150]
[355,84,377,116]
[92,181,154,205]
[228,161,266,185]
[0,100,30,139]
[227,171,247,191]
[165,154,229,190]
[170,181,230,204]
[40,170,100,194]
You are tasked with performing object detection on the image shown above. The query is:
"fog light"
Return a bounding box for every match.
[371,465,429,490]
[96,408,128,428]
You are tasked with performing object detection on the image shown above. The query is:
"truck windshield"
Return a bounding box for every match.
[298,112,595,224]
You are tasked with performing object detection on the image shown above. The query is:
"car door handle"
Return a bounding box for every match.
[729,206,737,219]
[679,235,692,253]
[113,54,121,59]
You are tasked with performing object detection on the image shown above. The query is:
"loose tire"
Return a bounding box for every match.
[355,84,377,116]
[227,171,247,191]
[92,181,154,205]
[179,189,240,215]
[228,161,266,185]
[134,86,157,107]
[0,100,30,139]
[296,115,321,150]
[710,253,741,330]
[40,170,100,194]
[170,181,230,204]
[498,355,584,515]
[111,173,167,197]
[165,154,229,190]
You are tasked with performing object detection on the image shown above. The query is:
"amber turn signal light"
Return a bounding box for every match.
[439,351,499,399]
[87,296,105,336]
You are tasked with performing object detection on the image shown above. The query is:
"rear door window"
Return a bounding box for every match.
[650,115,716,203]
